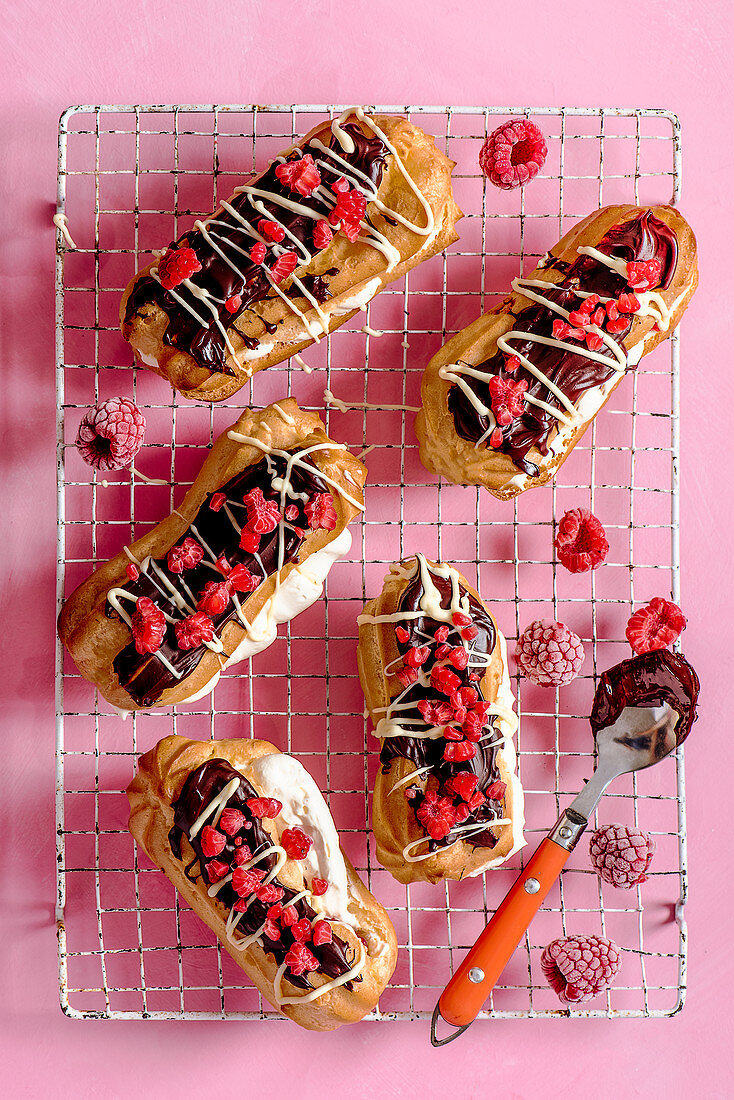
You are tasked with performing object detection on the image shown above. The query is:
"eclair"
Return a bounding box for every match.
[127,735,398,1030]
[58,400,365,712]
[357,554,524,885]
[416,204,698,498]
[121,108,462,401]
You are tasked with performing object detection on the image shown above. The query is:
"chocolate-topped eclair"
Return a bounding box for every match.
[128,736,397,1030]
[58,400,366,712]
[122,108,462,402]
[357,555,524,885]
[416,204,698,498]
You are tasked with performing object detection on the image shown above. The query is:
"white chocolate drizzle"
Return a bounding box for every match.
[324,388,421,414]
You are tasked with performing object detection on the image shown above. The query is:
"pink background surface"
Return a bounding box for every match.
[3,1,733,1096]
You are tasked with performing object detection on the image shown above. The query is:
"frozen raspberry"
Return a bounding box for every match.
[255,883,285,905]
[281,827,313,860]
[516,619,585,687]
[328,185,366,241]
[443,741,476,763]
[589,823,656,888]
[250,242,266,264]
[430,665,462,697]
[242,487,282,535]
[486,780,507,802]
[197,580,231,617]
[313,219,333,249]
[479,119,547,190]
[416,790,458,841]
[311,878,328,897]
[218,808,246,836]
[285,942,319,977]
[167,537,204,574]
[226,562,259,594]
[312,920,333,946]
[304,492,337,531]
[246,797,282,819]
[291,917,312,942]
[225,294,242,313]
[279,905,297,928]
[258,219,285,243]
[625,597,686,655]
[130,597,166,655]
[205,859,229,883]
[75,397,146,471]
[270,250,298,284]
[174,611,215,650]
[275,153,322,197]
[446,773,479,802]
[200,825,226,858]
[617,291,641,314]
[396,666,418,688]
[232,866,266,898]
[541,935,621,1004]
[157,245,202,289]
[555,508,609,573]
[262,918,281,941]
[405,645,430,668]
[417,700,455,726]
[627,257,663,291]
[488,375,529,426]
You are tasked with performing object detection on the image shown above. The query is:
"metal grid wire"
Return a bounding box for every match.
[55,104,686,1020]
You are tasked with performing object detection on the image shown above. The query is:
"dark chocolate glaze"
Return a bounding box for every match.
[590,649,699,746]
[124,124,389,375]
[168,759,356,990]
[380,565,506,850]
[109,452,328,707]
[448,211,679,474]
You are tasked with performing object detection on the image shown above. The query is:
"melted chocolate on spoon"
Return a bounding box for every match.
[590,649,699,745]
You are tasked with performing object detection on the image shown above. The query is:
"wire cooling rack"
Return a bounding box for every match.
[55,104,686,1021]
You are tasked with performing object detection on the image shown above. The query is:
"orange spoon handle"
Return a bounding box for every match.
[438,837,571,1028]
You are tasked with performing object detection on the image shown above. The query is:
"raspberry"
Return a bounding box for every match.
[75,397,146,471]
[430,665,462,697]
[312,920,333,946]
[617,291,640,314]
[174,611,215,650]
[205,859,229,883]
[488,375,528,426]
[126,563,139,582]
[157,246,202,289]
[291,918,312,942]
[239,530,261,554]
[555,508,609,573]
[232,866,266,897]
[167,537,204,574]
[250,242,266,264]
[627,257,663,291]
[281,827,313,860]
[486,780,507,802]
[313,219,333,249]
[452,612,472,627]
[446,772,479,802]
[258,219,285,243]
[284,942,319,977]
[443,741,476,762]
[396,666,418,688]
[417,790,457,841]
[328,186,366,241]
[209,492,226,512]
[515,619,585,687]
[434,625,450,642]
[479,119,547,190]
[200,825,226,858]
[225,294,242,313]
[304,492,337,531]
[606,316,629,335]
[246,797,282,819]
[625,597,686,654]
[226,562,259,594]
[284,504,300,522]
[262,919,281,941]
[541,935,621,1004]
[270,250,298,284]
[405,645,430,668]
[242,487,282,535]
[130,597,166,655]
[218,808,246,836]
[417,700,455,727]
[255,883,285,905]
[552,319,584,342]
[197,580,231,617]
[395,625,410,644]
[504,355,521,374]
[279,905,297,927]
[585,333,603,352]
[275,153,322,197]
[331,176,350,193]
[310,877,328,897]
[462,625,478,641]
[589,823,656,889]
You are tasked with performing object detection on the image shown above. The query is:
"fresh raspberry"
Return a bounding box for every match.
[416,790,458,841]
[200,825,226,858]
[625,597,686,654]
[75,397,146,471]
[515,619,585,687]
[157,246,202,289]
[242,488,282,535]
[304,492,337,531]
[130,597,166,655]
[626,257,663,291]
[258,219,285,243]
[205,859,229,883]
[311,877,328,897]
[555,508,609,573]
[284,942,319,977]
[250,242,266,264]
[313,219,334,249]
[328,186,366,241]
[226,562,259,594]
[225,294,242,313]
[174,611,215,650]
[281,827,313,860]
[197,580,231,617]
[312,920,333,946]
[167,537,204,574]
[541,935,621,1004]
[488,375,528,426]
[291,917,312,942]
[270,250,299,284]
[479,119,547,190]
[275,153,322,197]
[589,823,656,888]
[246,797,282,819]
[218,807,246,836]
[232,866,266,898]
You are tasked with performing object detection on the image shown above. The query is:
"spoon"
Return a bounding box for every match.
[430,700,680,1045]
